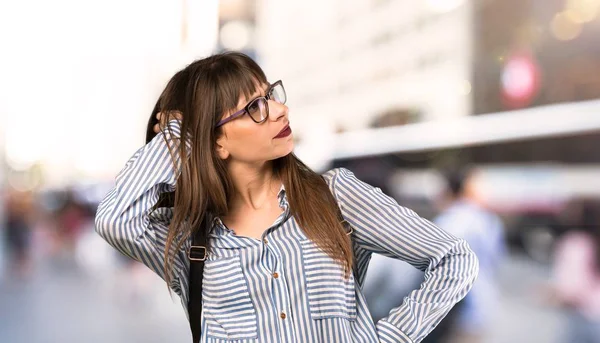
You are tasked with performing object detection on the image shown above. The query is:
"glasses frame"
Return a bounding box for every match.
[215,80,285,128]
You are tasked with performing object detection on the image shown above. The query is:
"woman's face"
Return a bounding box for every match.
[216,82,293,164]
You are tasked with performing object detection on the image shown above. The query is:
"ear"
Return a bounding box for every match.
[215,136,230,160]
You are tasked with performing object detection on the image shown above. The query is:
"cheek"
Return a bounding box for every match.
[227,124,270,152]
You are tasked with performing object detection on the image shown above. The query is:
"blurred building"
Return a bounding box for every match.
[256,0,600,135]
[256,0,472,131]
[473,0,600,113]
[255,0,473,169]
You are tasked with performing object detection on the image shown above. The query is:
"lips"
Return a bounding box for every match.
[274,124,292,138]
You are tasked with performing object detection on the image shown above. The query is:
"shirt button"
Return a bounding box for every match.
[263,238,268,244]
[273,272,279,279]
[280,312,287,319]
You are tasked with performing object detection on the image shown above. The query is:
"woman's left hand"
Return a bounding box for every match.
[154,111,183,134]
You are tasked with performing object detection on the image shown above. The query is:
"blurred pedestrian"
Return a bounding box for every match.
[56,189,88,258]
[424,168,506,343]
[549,199,600,343]
[2,188,35,279]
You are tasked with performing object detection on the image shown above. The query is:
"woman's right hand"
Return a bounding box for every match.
[153,111,183,134]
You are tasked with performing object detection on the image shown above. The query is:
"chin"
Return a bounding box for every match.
[283,140,295,155]
[272,142,295,159]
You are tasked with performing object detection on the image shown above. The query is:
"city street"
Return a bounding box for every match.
[0,241,190,342]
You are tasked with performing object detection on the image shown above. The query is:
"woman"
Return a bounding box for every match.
[95,52,479,343]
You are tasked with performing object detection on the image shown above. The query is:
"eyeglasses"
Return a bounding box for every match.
[215,80,286,128]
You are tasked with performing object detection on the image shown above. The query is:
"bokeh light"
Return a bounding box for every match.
[565,0,600,23]
[220,20,253,50]
[551,11,583,41]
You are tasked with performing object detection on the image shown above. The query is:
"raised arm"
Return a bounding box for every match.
[95,119,190,292]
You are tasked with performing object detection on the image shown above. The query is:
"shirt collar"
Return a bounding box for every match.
[208,183,288,236]
[277,183,287,207]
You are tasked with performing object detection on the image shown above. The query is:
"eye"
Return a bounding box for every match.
[248,100,261,114]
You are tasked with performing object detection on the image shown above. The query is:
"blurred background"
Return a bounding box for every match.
[1,0,600,342]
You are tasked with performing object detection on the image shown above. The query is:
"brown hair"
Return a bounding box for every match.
[145,52,353,286]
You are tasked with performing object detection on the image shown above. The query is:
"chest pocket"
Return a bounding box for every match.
[202,255,258,341]
[300,239,358,321]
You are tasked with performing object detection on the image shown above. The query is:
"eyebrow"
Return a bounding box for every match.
[250,83,270,99]
[217,83,271,127]
[236,83,270,109]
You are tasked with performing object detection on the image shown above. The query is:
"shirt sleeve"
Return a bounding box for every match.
[94,120,191,296]
[325,168,479,343]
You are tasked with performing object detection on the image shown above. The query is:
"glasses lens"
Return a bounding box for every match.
[269,83,286,104]
[247,98,268,122]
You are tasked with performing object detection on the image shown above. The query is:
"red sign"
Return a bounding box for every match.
[501,52,541,109]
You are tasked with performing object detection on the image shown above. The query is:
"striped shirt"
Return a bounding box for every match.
[94,120,479,343]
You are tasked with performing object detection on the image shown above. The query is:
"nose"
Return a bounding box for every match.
[268,100,288,122]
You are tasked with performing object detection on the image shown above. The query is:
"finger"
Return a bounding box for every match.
[156,111,162,121]
[153,123,161,133]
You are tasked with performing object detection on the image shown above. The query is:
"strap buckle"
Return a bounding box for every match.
[341,220,354,236]
[188,245,207,262]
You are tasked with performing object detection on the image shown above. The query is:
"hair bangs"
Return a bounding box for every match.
[210,55,268,120]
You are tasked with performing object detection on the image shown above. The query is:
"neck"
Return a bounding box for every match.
[227,160,280,211]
